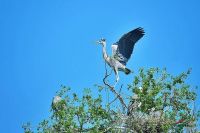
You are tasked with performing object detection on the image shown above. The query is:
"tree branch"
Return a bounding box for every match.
[103,62,127,110]
[107,85,123,107]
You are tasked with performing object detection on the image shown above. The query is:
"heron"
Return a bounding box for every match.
[96,27,145,83]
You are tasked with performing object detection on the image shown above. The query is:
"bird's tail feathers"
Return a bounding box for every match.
[124,68,131,75]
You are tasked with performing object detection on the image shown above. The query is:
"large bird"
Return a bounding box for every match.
[96,27,145,83]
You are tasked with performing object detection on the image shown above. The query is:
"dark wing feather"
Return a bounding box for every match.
[115,27,144,65]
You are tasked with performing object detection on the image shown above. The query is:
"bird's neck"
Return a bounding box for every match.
[102,43,109,62]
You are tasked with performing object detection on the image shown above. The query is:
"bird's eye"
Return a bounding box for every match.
[101,38,106,41]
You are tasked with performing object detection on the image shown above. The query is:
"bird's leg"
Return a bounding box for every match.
[113,68,119,87]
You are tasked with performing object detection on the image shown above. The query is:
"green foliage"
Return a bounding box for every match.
[23,68,199,133]
[25,86,115,133]
[128,68,198,132]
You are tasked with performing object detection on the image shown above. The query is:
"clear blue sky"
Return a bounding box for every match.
[0,0,200,132]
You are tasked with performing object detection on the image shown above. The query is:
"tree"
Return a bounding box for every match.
[23,67,200,133]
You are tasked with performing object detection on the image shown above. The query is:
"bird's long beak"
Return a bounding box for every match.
[96,41,100,44]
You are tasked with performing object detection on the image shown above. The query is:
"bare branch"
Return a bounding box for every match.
[103,62,127,110]
[107,84,123,107]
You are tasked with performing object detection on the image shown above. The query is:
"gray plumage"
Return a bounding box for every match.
[96,27,145,83]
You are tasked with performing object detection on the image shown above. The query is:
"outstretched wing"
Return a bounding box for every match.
[115,27,145,65]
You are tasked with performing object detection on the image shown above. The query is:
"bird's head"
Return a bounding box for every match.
[96,38,106,46]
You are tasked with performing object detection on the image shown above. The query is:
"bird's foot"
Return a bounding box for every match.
[116,77,119,82]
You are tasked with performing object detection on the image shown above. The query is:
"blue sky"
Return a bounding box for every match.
[1,0,200,132]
